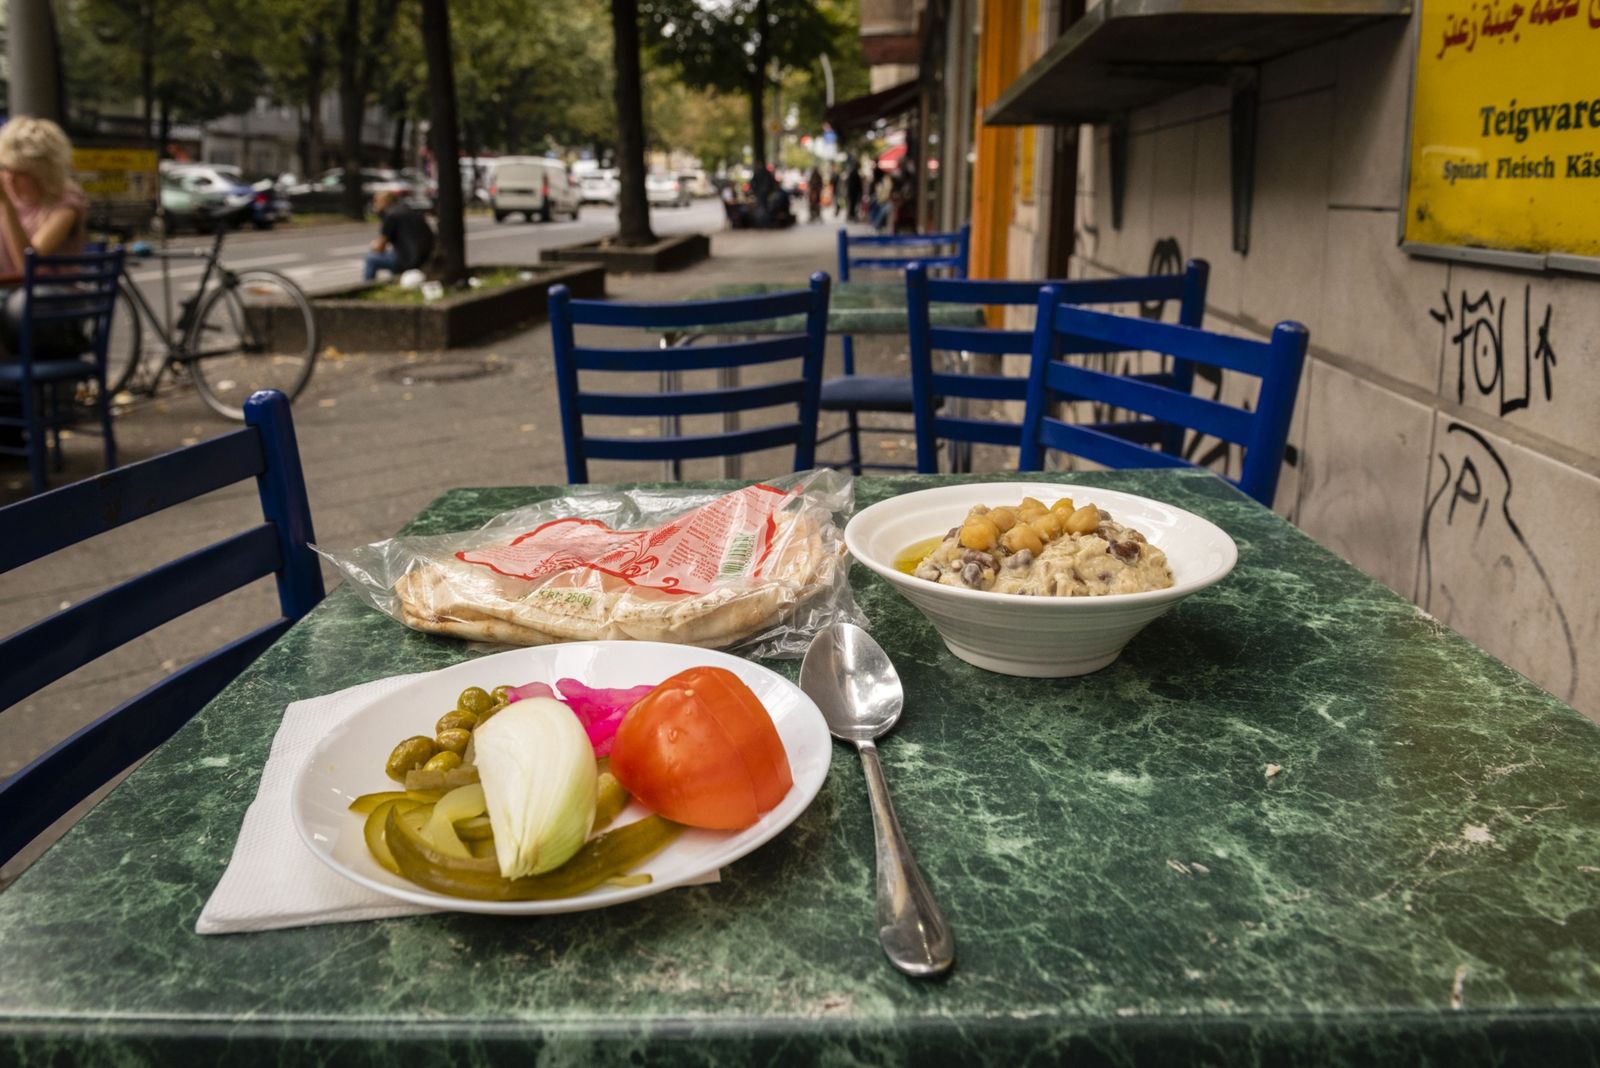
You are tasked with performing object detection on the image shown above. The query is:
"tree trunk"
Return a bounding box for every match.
[337,0,365,219]
[157,95,172,160]
[610,0,655,247]
[390,114,407,169]
[421,0,467,284]
[304,35,326,177]
[140,12,156,146]
[747,72,766,171]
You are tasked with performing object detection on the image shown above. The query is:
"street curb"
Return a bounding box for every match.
[540,232,711,273]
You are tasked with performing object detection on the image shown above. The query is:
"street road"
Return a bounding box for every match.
[121,198,727,305]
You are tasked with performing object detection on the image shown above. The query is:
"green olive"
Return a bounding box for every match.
[436,727,472,755]
[490,685,514,705]
[475,701,508,727]
[423,750,462,773]
[457,687,493,715]
[436,709,479,735]
[385,736,439,783]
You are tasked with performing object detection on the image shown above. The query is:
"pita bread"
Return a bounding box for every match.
[390,508,834,649]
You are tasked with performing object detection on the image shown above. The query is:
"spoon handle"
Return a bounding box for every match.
[857,740,955,978]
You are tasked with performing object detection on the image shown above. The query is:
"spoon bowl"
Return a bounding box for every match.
[800,622,904,742]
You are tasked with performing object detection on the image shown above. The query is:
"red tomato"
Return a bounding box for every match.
[609,667,794,830]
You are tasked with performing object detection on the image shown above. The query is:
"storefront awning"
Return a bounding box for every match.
[825,80,921,133]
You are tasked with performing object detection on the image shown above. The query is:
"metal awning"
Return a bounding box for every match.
[826,80,921,133]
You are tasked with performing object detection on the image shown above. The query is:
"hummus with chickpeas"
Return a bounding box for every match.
[911,496,1174,596]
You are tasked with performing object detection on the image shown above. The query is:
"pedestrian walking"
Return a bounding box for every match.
[844,163,864,223]
[830,170,842,217]
[807,165,823,223]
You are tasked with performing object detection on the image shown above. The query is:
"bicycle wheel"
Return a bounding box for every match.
[104,283,144,396]
[188,269,319,421]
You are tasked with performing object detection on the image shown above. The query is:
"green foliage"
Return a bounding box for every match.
[59,0,264,128]
[641,0,841,95]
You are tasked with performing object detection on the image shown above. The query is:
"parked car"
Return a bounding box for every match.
[645,172,691,208]
[678,169,714,198]
[243,171,293,228]
[489,157,580,222]
[287,168,427,214]
[579,168,619,205]
[158,165,256,232]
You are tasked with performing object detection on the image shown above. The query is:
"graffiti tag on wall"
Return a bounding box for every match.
[1429,284,1559,415]
[1419,421,1578,701]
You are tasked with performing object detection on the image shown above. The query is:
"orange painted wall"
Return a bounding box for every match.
[970,0,1021,287]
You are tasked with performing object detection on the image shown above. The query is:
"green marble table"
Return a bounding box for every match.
[5,469,1600,1065]
[688,280,985,335]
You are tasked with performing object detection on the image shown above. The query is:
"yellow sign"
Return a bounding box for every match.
[1405,0,1600,258]
[72,146,160,205]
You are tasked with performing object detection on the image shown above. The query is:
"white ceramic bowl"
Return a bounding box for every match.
[844,481,1238,677]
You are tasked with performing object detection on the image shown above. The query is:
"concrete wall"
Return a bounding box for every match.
[1029,19,1599,719]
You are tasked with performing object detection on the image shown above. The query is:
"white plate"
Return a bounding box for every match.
[292,642,831,915]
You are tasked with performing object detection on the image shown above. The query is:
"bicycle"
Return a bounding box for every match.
[105,213,319,421]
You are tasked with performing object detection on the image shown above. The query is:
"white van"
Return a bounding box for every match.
[490,157,580,222]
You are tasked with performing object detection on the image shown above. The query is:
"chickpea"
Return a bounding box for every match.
[1050,497,1076,515]
[436,727,472,755]
[423,750,462,773]
[1018,507,1048,524]
[1065,503,1101,535]
[986,507,1019,532]
[959,516,1000,551]
[1030,512,1063,540]
[1002,523,1044,556]
[437,709,479,735]
[1019,496,1046,513]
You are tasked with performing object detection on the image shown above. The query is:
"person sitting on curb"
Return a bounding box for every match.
[363,189,435,282]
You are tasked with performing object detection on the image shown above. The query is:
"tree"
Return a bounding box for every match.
[336,0,404,218]
[642,0,840,170]
[420,0,467,283]
[611,0,655,247]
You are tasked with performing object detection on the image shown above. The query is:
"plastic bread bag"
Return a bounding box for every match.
[316,469,865,659]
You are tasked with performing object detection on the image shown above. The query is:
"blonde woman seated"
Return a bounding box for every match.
[0,117,88,283]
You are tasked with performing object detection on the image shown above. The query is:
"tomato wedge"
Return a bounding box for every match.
[609,667,793,830]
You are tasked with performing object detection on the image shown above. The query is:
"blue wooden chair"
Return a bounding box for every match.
[0,390,324,865]
[823,224,970,474]
[906,260,1209,473]
[549,274,830,484]
[1020,296,1309,506]
[0,247,125,495]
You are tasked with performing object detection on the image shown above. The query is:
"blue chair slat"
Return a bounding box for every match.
[584,423,806,463]
[819,374,915,409]
[0,390,324,867]
[927,326,1035,356]
[828,224,971,475]
[907,259,1212,475]
[572,334,809,373]
[0,525,283,711]
[549,276,829,483]
[927,370,1025,402]
[933,415,1025,448]
[1051,303,1271,377]
[0,620,288,864]
[1021,294,1309,506]
[0,247,126,494]
[578,380,806,418]
[0,432,265,574]
[564,289,816,329]
[1043,360,1257,445]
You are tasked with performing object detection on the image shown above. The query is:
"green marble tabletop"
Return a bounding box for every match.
[4,469,1600,1065]
[688,280,985,335]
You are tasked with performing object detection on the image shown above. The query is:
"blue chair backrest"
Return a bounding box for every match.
[0,390,324,864]
[13,247,124,376]
[548,275,832,484]
[906,260,1210,473]
[838,223,970,281]
[1020,297,1309,506]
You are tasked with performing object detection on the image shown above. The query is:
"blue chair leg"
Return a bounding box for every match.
[99,379,117,470]
[845,410,863,476]
[24,388,47,494]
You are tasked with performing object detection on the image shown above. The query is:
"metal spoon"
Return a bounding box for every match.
[800,622,955,978]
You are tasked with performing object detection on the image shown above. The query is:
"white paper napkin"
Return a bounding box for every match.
[198,673,716,935]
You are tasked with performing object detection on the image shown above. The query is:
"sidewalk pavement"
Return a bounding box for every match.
[0,218,922,880]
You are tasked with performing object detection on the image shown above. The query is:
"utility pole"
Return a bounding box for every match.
[7,0,62,120]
